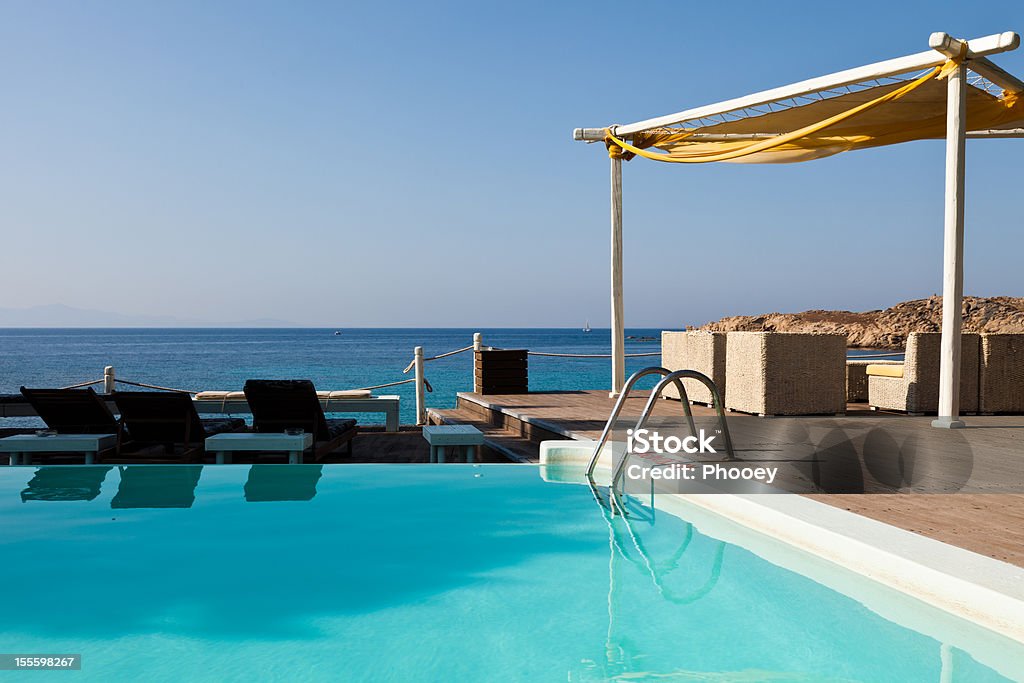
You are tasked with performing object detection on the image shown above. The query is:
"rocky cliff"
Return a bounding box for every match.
[697,296,1024,349]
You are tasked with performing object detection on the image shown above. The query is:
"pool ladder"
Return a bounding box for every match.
[585,367,735,504]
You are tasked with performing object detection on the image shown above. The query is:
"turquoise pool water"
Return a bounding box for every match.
[0,465,1018,682]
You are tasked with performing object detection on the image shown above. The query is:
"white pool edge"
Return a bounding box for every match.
[539,440,1024,678]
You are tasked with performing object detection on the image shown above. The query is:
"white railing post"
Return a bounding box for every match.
[103,365,116,394]
[414,346,426,426]
[473,332,482,393]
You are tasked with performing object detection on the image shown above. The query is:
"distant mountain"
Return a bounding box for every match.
[0,304,297,328]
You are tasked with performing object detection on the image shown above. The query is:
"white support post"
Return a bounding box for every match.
[610,155,625,397]
[103,366,115,394]
[414,346,426,426]
[473,332,482,393]
[933,52,968,429]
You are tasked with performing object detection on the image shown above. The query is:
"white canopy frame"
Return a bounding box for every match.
[574,32,1024,427]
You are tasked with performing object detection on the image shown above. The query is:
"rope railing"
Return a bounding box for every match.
[526,351,661,358]
[403,345,474,373]
[59,378,105,390]
[401,341,663,370]
[59,375,432,396]
[115,378,198,394]
[355,377,432,393]
[486,345,660,359]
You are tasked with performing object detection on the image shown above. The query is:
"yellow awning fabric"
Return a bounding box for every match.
[604,60,1024,164]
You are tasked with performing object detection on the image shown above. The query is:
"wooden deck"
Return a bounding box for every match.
[430,390,1024,568]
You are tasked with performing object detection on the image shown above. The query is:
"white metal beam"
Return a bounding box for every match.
[573,32,1019,139]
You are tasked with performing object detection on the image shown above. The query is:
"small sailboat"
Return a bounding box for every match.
[583,320,591,333]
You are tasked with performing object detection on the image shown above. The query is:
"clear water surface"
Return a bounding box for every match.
[0,464,1015,682]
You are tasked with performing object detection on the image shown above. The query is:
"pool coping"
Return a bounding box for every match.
[539,440,1024,678]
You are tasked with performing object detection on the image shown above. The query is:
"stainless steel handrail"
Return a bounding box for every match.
[610,369,735,494]
[586,367,697,476]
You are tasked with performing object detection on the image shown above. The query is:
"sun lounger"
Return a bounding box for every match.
[16,387,124,461]
[112,391,244,460]
[193,389,398,432]
[19,387,121,435]
[242,379,357,460]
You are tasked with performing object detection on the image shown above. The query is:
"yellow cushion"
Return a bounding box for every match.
[328,390,372,399]
[197,390,372,400]
[866,364,904,378]
[194,391,247,400]
[316,390,372,399]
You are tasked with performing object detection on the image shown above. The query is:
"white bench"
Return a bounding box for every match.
[0,433,117,465]
[205,432,314,464]
[422,425,484,463]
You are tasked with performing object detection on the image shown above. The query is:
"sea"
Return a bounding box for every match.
[1,328,668,426]
[1,328,897,427]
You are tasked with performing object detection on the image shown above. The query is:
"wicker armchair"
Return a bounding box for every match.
[979,334,1024,414]
[661,331,727,405]
[724,332,847,416]
[866,332,979,414]
[845,359,902,402]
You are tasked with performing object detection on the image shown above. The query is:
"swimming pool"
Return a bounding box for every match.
[1,464,1020,681]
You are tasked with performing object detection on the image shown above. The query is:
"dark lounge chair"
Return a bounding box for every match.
[112,391,245,461]
[242,380,357,460]
[19,387,121,435]
[18,387,124,461]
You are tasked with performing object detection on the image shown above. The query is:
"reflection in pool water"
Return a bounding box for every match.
[19,465,326,508]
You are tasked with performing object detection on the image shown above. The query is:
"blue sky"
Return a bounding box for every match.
[1,1,1022,327]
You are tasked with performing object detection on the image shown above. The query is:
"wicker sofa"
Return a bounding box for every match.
[660,331,727,405]
[866,332,979,414]
[979,334,1024,414]
[724,332,847,416]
